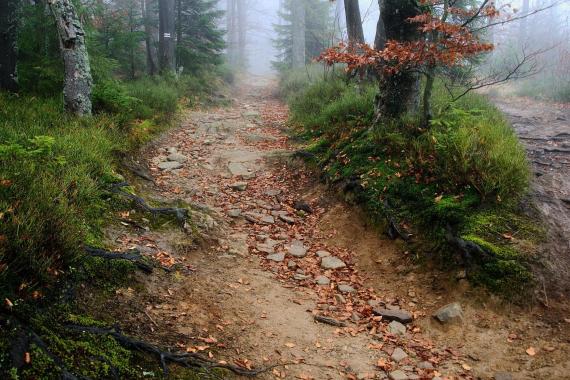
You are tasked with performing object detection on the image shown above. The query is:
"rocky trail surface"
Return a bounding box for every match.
[85,79,570,379]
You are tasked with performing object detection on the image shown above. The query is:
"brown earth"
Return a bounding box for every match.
[80,79,570,379]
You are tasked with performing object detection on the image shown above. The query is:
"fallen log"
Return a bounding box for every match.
[84,246,153,274]
[65,324,275,377]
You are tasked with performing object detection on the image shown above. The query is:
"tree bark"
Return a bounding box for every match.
[375,0,421,121]
[48,0,93,116]
[158,0,176,73]
[344,0,364,48]
[291,0,306,68]
[0,0,20,92]
[141,0,158,76]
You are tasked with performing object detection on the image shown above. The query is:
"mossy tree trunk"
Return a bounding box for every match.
[48,0,93,116]
[374,0,421,121]
[0,0,21,92]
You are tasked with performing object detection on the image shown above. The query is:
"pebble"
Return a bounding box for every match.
[433,302,464,324]
[320,256,346,270]
[316,250,331,258]
[288,240,308,258]
[229,182,248,191]
[315,275,330,285]
[338,284,356,293]
[158,161,183,170]
[389,370,408,380]
[388,320,407,336]
[391,347,408,362]
[266,253,285,262]
[373,308,413,324]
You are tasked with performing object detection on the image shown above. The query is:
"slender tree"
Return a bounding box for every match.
[291,0,306,67]
[344,0,364,47]
[48,0,93,116]
[159,0,176,73]
[0,0,20,92]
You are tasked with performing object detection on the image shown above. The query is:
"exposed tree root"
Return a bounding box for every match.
[110,182,189,228]
[84,246,154,274]
[65,324,276,377]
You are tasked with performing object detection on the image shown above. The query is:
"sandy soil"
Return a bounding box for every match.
[82,80,570,379]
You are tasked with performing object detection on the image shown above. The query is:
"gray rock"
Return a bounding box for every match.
[287,260,297,269]
[389,370,408,380]
[266,253,285,262]
[279,215,295,224]
[338,284,356,293]
[433,302,464,324]
[321,256,346,270]
[227,209,241,218]
[316,250,331,258]
[167,153,187,163]
[288,240,308,258]
[315,275,330,285]
[417,361,433,369]
[373,308,413,324]
[158,161,183,170]
[391,348,408,362]
[388,321,407,336]
[229,182,248,191]
[494,373,513,380]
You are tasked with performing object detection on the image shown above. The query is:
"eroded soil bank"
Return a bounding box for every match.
[82,79,570,379]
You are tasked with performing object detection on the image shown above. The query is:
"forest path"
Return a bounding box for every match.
[491,96,570,296]
[97,80,570,380]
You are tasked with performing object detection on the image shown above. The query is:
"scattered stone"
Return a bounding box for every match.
[294,273,311,281]
[315,275,330,285]
[389,370,408,380]
[316,250,331,258]
[320,256,346,270]
[433,302,464,324]
[373,308,413,324]
[158,161,183,170]
[288,240,308,258]
[391,348,408,362]
[388,321,407,336]
[338,284,356,293]
[293,200,313,214]
[266,253,285,262]
[227,209,241,218]
[417,361,434,369]
[494,373,513,380]
[335,294,346,304]
[287,261,297,269]
[279,215,295,224]
[265,189,282,196]
[229,182,248,191]
[167,153,187,163]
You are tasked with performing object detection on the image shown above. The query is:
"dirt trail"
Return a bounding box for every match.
[491,96,570,296]
[90,80,570,379]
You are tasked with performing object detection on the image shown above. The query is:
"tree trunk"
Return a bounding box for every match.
[0,0,20,92]
[291,0,306,68]
[158,0,176,73]
[375,0,421,121]
[374,0,386,50]
[344,0,364,48]
[48,0,93,116]
[141,0,158,75]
